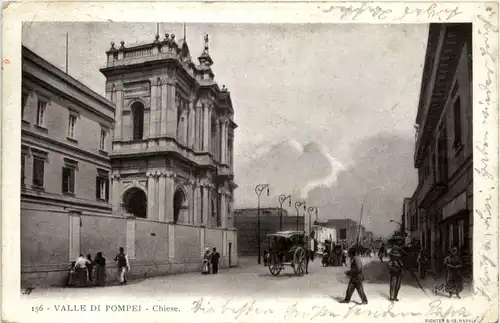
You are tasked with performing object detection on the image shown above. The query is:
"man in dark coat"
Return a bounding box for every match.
[340,248,368,304]
[378,243,386,263]
[211,247,220,274]
[388,249,404,301]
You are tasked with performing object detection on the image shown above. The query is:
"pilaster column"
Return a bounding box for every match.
[149,77,159,138]
[195,181,201,225]
[111,172,121,213]
[158,172,166,222]
[160,78,168,136]
[188,99,196,149]
[221,120,227,164]
[195,102,203,151]
[203,103,210,152]
[166,83,178,137]
[114,82,124,140]
[146,171,157,220]
[105,83,113,101]
[220,190,227,228]
[183,108,189,147]
[185,181,194,224]
[202,184,210,225]
[215,120,221,161]
[165,171,176,222]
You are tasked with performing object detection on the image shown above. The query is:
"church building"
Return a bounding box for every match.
[20,31,238,287]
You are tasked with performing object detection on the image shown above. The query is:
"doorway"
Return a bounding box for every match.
[228,242,232,267]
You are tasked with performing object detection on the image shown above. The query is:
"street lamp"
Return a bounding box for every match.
[295,201,306,231]
[255,184,269,265]
[389,219,408,238]
[307,207,318,235]
[278,194,292,231]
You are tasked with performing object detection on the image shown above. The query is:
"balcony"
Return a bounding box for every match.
[416,169,447,209]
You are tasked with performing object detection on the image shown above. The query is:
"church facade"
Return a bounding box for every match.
[20,33,238,288]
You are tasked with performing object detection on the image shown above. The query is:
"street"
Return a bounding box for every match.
[25,256,460,301]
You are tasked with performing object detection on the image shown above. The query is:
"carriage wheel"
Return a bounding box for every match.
[293,247,307,276]
[268,253,282,276]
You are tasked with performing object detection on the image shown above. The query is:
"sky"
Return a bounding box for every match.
[22,23,429,236]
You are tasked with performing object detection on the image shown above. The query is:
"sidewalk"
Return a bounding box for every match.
[408,269,473,298]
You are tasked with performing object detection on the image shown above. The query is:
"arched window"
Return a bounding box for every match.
[122,188,147,218]
[131,102,144,140]
[173,189,186,224]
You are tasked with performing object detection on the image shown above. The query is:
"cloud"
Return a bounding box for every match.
[299,143,346,198]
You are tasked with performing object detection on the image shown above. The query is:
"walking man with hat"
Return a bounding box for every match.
[388,248,404,301]
[340,247,368,304]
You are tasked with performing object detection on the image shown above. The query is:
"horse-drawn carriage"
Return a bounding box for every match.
[321,240,344,266]
[264,231,310,276]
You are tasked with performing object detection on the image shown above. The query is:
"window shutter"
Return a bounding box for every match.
[105,178,110,201]
[96,177,100,199]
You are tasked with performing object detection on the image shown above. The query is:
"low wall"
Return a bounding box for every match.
[21,208,238,288]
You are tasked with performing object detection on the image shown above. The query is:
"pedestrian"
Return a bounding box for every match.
[378,243,386,263]
[341,248,347,267]
[86,254,94,284]
[67,261,77,287]
[263,248,269,266]
[74,254,90,287]
[94,252,107,287]
[444,247,463,298]
[201,248,210,274]
[417,249,428,279]
[114,247,130,285]
[211,247,220,274]
[340,248,368,305]
[388,249,404,301]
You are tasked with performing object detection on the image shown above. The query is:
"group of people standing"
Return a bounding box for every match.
[68,247,130,287]
[69,252,107,287]
[202,247,221,275]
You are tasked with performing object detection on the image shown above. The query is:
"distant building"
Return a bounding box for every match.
[234,208,304,256]
[412,23,472,274]
[364,231,375,245]
[323,219,365,245]
[312,224,337,252]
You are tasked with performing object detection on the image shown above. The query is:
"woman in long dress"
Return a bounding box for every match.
[94,252,107,287]
[86,254,94,284]
[444,247,463,298]
[201,249,210,274]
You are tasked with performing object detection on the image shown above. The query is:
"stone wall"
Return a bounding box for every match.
[21,209,237,288]
[234,214,305,256]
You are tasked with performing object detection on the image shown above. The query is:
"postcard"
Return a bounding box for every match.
[1,1,498,322]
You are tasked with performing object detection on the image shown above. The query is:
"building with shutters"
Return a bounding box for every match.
[411,23,472,275]
[21,46,115,286]
[20,31,239,287]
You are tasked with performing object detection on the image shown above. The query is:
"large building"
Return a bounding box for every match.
[234,208,304,256]
[21,32,239,287]
[412,23,472,274]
